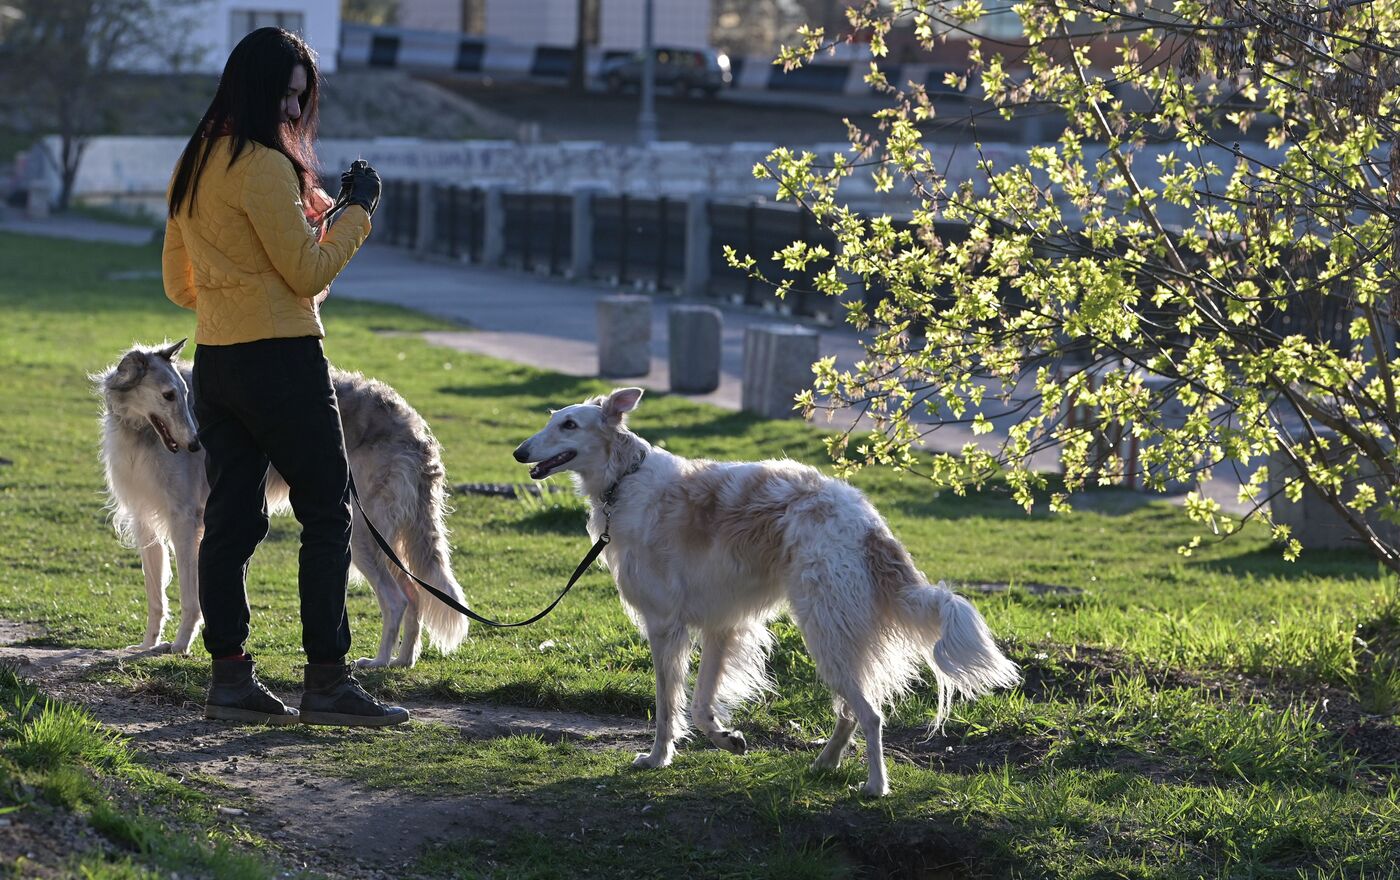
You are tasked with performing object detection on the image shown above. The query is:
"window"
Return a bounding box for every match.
[230,9,306,51]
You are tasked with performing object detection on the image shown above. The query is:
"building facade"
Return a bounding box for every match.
[166,0,342,73]
[394,0,713,51]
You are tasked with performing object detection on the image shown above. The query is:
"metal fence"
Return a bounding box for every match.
[590,195,686,290]
[378,180,419,249]
[433,185,487,262]
[369,183,956,323]
[503,192,572,273]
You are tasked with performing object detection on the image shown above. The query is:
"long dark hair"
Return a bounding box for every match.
[168,27,321,217]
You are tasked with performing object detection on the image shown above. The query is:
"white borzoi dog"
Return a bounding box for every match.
[95,340,470,667]
[513,387,1020,796]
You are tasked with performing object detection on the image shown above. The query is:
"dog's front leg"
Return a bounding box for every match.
[129,523,170,651]
[169,523,203,654]
[633,623,690,769]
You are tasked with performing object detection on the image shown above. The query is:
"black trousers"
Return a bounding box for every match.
[193,336,352,664]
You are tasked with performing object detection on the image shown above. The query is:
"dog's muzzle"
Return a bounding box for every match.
[514,442,575,479]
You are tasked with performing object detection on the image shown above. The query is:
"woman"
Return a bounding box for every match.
[163,27,406,727]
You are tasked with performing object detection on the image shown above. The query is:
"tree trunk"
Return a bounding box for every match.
[57,134,86,213]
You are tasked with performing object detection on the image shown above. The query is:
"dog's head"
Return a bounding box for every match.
[96,340,201,454]
[513,387,643,480]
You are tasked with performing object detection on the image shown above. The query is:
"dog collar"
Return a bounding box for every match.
[601,450,647,509]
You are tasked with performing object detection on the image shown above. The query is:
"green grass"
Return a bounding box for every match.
[0,666,294,878]
[0,230,1396,878]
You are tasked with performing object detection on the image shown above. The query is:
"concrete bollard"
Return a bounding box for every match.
[597,294,652,378]
[668,304,722,394]
[25,181,49,219]
[742,325,819,419]
[571,187,596,279]
[415,181,436,254]
[682,193,710,297]
[481,185,505,267]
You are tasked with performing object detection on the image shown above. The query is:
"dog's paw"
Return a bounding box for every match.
[631,752,673,769]
[126,641,173,654]
[387,656,417,669]
[170,641,194,656]
[858,778,890,798]
[354,657,389,669]
[708,729,746,755]
[810,754,842,772]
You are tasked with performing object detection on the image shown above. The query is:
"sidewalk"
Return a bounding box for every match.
[0,209,158,247]
[333,242,871,416]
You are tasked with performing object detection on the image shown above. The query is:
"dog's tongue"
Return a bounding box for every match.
[530,450,575,479]
[148,415,180,453]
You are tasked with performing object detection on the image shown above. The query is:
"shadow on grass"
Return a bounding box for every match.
[1189,544,1383,582]
[440,373,599,401]
[506,505,589,535]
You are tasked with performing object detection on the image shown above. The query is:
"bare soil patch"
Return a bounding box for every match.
[0,631,653,879]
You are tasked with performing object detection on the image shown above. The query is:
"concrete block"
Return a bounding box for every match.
[668,304,722,394]
[598,294,652,378]
[742,325,819,419]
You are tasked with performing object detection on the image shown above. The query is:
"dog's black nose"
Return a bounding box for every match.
[188,440,202,453]
[512,441,530,463]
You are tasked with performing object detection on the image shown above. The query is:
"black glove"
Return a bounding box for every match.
[341,159,381,217]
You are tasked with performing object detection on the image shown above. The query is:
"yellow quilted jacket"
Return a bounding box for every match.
[162,137,372,345]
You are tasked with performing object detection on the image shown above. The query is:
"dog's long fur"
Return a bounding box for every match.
[514,387,1020,796]
[96,340,470,667]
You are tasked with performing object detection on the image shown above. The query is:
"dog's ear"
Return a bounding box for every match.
[109,351,149,391]
[158,338,187,360]
[602,387,644,423]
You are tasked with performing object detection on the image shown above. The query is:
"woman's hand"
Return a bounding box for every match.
[342,160,382,217]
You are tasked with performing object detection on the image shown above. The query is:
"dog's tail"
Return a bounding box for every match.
[868,530,1020,728]
[401,457,471,654]
[903,584,1021,728]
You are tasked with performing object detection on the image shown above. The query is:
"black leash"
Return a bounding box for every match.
[344,453,646,628]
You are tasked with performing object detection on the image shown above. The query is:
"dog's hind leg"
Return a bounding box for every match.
[349,528,407,669]
[130,521,171,651]
[811,696,858,771]
[691,628,746,755]
[843,690,888,797]
[169,520,203,655]
[390,579,423,668]
[633,622,691,769]
[791,587,889,796]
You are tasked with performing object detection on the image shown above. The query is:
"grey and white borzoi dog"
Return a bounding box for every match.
[95,340,470,667]
[514,387,1020,796]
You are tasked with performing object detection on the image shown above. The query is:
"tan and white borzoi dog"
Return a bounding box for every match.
[95,340,470,667]
[514,387,1020,796]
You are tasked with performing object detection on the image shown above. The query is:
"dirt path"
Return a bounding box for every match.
[0,628,653,879]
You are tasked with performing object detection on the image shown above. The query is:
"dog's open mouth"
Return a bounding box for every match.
[529,450,576,479]
[148,414,180,454]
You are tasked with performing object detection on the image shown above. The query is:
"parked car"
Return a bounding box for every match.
[600,47,732,99]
